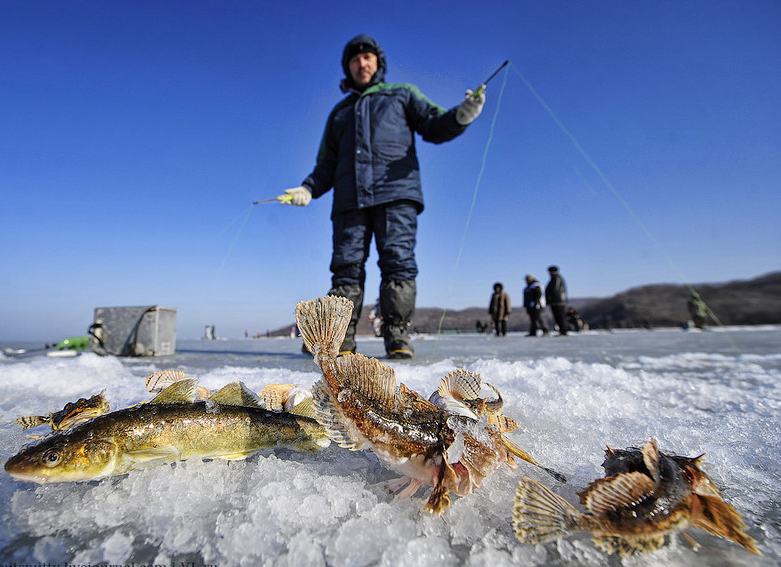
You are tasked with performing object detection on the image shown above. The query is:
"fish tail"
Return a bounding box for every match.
[513,477,583,544]
[295,296,353,362]
[692,495,762,555]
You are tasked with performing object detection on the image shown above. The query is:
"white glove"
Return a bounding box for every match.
[279,186,312,206]
[456,86,486,126]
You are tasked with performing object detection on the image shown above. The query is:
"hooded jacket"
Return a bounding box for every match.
[302,34,467,216]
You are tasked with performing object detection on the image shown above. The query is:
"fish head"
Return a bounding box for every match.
[4,434,118,483]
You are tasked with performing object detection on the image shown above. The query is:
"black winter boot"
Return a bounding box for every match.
[380,279,416,359]
[327,283,364,355]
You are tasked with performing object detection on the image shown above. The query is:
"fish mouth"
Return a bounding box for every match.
[5,469,54,483]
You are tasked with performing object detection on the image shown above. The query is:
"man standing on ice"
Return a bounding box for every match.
[279,34,485,358]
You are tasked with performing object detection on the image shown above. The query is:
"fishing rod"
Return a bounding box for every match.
[253,195,292,205]
[473,59,509,98]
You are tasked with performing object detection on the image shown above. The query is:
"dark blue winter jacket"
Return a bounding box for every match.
[302,82,467,216]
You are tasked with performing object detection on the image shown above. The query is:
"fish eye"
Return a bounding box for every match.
[42,448,63,467]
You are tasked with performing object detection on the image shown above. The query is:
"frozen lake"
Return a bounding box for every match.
[1,326,779,566]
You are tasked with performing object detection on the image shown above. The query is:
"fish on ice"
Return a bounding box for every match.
[14,390,110,432]
[296,295,558,514]
[512,439,760,556]
[4,378,329,483]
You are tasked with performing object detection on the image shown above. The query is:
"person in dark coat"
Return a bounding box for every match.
[488,282,511,336]
[545,265,568,336]
[523,274,549,336]
[280,34,485,358]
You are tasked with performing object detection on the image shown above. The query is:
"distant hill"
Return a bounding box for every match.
[269,272,781,336]
[578,271,781,329]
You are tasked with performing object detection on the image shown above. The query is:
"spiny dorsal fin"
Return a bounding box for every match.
[311,380,360,450]
[495,414,518,433]
[642,439,661,483]
[210,381,264,409]
[295,296,353,361]
[438,369,482,401]
[583,471,655,515]
[145,369,188,393]
[692,494,762,555]
[259,383,296,411]
[336,353,396,410]
[288,396,318,420]
[432,391,480,419]
[149,378,199,404]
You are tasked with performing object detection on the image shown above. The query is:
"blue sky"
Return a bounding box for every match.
[2,1,779,340]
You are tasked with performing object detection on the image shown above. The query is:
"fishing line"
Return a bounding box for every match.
[218,203,254,270]
[437,64,510,335]
[508,61,726,329]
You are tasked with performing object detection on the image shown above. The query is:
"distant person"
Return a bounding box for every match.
[278,34,485,358]
[488,282,511,337]
[687,292,709,329]
[545,265,568,336]
[566,306,584,332]
[523,275,549,337]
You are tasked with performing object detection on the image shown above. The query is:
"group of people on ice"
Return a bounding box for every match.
[488,266,584,337]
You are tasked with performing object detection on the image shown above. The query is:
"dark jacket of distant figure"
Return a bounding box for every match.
[301,35,466,216]
[545,274,568,306]
[523,281,544,310]
[489,291,511,321]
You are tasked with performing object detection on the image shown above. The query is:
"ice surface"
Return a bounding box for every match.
[1,327,779,566]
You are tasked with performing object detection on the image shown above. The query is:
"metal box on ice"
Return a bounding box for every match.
[90,306,176,356]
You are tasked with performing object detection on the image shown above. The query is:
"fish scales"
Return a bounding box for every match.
[513,440,761,556]
[297,296,544,514]
[5,394,328,483]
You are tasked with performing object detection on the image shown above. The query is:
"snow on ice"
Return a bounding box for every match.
[1,327,779,566]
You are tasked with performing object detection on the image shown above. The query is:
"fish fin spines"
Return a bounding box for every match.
[513,477,582,544]
[145,369,188,393]
[438,369,482,401]
[582,471,655,515]
[149,378,199,404]
[295,296,353,362]
[210,381,264,409]
[642,439,661,483]
[391,477,423,500]
[288,396,318,420]
[424,460,457,515]
[692,494,762,555]
[336,353,396,410]
[259,384,296,411]
[124,445,180,462]
[311,380,360,450]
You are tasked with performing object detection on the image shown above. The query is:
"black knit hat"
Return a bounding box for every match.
[341,34,386,81]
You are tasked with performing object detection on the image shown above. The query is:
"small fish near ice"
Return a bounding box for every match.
[512,439,760,556]
[14,390,110,432]
[4,378,329,483]
[296,295,562,514]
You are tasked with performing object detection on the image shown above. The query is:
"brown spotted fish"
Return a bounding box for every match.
[15,391,110,432]
[513,439,760,556]
[296,296,557,514]
[430,369,565,483]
